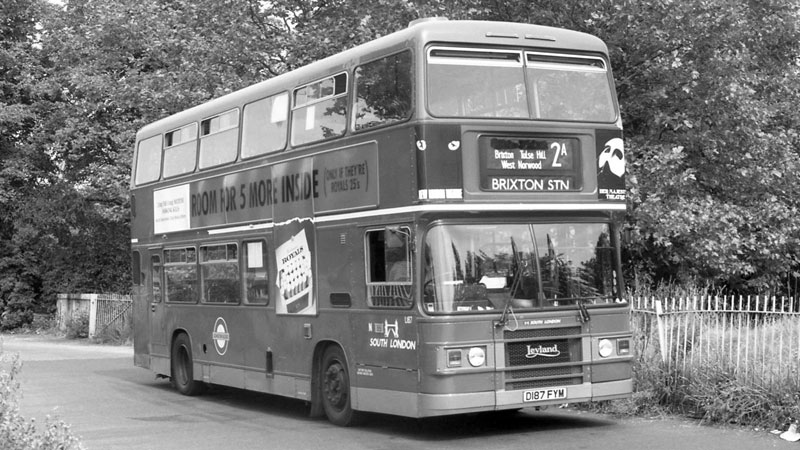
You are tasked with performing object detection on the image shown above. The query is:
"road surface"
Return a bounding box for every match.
[1,334,792,449]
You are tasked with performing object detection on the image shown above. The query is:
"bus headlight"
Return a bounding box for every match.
[467,347,486,367]
[598,339,614,358]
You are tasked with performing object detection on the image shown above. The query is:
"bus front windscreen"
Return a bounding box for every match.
[426,47,617,122]
[422,223,621,314]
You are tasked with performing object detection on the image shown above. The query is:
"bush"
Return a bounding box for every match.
[92,318,132,345]
[682,369,800,429]
[64,313,89,339]
[0,353,84,449]
[29,314,57,334]
[1,310,33,331]
[593,325,800,431]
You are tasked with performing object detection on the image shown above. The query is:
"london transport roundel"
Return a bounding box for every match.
[212,317,230,356]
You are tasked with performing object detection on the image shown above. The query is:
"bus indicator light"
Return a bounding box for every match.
[447,349,462,368]
[617,339,631,355]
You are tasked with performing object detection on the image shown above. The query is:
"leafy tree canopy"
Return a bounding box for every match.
[1,0,799,327]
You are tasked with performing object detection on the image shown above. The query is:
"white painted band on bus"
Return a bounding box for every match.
[201,202,625,235]
[207,222,274,235]
[315,202,625,223]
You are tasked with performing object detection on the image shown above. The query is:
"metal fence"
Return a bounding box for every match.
[631,296,800,389]
[57,293,132,338]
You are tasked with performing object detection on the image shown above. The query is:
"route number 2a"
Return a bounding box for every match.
[550,142,567,168]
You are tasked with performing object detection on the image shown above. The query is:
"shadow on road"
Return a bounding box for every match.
[356,407,615,442]
[132,375,614,441]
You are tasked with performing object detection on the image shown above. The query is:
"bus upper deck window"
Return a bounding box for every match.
[291,73,348,147]
[134,135,163,185]
[162,123,198,178]
[525,53,616,122]
[242,93,289,159]
[426,47,617,122]
[426,47,528,119]
[354,51,412,131]
[199,109,240,169]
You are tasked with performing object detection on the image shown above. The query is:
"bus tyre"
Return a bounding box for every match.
[171,333,205,396]
[320,346,360,426]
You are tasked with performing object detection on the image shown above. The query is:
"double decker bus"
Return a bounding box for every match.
[130,18,631,426]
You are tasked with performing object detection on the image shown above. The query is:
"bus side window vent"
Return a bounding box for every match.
[339,233,346,245]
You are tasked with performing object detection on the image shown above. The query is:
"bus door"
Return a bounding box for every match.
[132,250,150,368]
[148,249,169,361]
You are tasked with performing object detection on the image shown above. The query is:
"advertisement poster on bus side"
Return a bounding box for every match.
[152,142,379,235]
[153,184,190,234]
[274,218,316,315]
[313,141,377,213]
[189,168,276,230]
[596,129,626,202]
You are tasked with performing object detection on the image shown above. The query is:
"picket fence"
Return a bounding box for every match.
[631,296,800,388]
[56,293,132,338]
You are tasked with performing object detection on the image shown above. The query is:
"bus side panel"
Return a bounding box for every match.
[348,310,420,417]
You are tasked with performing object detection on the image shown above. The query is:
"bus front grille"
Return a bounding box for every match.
[503,327,585,390]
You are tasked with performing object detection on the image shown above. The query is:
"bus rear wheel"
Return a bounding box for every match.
[320,345,360,426]
[171,333,205,396]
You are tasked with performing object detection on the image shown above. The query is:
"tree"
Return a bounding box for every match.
[0,0,57,327]
[592,0,800,292]
[3,0,800,328]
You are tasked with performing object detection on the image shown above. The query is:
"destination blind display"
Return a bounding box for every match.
[480,137,581,192]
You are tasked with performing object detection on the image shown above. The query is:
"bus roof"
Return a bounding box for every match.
[136,19,609,141]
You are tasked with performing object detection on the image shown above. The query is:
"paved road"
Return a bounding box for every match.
[1,334,793,449]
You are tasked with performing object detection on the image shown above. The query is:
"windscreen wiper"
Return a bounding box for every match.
[497,238,523,328]
[577,300,591,323]
[527,224,546,306]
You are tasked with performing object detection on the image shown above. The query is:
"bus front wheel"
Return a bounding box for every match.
[171,333,205,396]
[320,345,359,426]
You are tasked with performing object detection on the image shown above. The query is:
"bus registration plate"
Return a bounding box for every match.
[523,387,567,403]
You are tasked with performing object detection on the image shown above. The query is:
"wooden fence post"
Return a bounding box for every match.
[655,300,667,364]
[89,294,98,338]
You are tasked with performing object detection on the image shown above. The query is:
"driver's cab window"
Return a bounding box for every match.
[365,227,412,309]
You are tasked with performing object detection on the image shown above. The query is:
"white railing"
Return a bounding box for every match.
[631,296,800,388]
[56,294,132,338]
